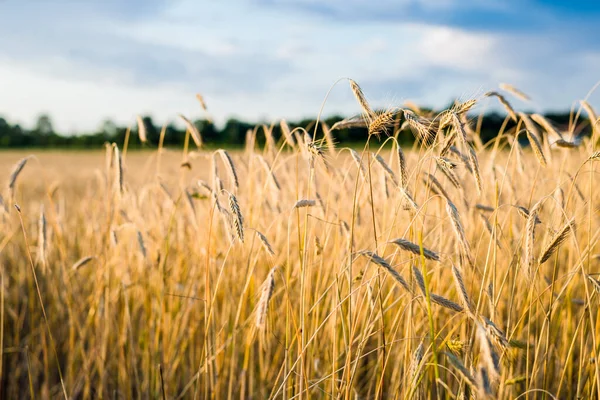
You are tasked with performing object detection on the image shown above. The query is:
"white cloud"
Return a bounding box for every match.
[0,0,598,132]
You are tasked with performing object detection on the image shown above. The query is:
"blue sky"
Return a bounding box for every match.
[0,0,599,133]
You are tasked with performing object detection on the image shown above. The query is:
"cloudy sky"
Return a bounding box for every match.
[0,0,599,133]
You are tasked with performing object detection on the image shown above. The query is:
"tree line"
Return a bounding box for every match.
[0,111,588,149]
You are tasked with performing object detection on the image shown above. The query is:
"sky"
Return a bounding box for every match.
[0,0,599,133]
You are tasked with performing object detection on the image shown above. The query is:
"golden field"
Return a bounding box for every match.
[1,90,600,399]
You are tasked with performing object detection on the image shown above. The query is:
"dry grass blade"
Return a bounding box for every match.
[359,251,411,292]
[539,218,575,264]
[178,114,203,148]
[388,238,440,261]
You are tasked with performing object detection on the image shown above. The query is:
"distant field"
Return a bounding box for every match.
[1,94,600,399]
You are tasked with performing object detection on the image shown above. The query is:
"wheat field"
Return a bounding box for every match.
[1,84,600,399]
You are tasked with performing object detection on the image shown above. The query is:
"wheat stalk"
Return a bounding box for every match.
[349,79,375,121]
[358,251,411,292]
[227,193,245,243]
[37,205,47,267]
[350,149,367,179]
[136,115,147,144]
[516,205,541,225]
[446,200,474,267]
[388,238,440,261]
[485,91,517,121]
[397,146,409,189]
[404,109,435,144]
[530,113,564,141]
[368,110,396,138]
[195,93,208,111]
[8,156,31,198]
[255,231,275,257]
[526,129,547,167]
[412,266,463,312]
[538,218,575,264]
[477,324,501,382]
[500,83,530,101]
[435,157,461,189]
[113,144,123,195]
[373,152,398,187]
[72,256,95,271]
[255,266,277,329]
[294,199,316,208]
[444,352,477,388]
[451,266,476,318]
[217,149,239,191]
[178,114,203,148]
[423,173,450,200]
[524,200,542,275]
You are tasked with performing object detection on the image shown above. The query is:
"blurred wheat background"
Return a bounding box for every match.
[1,82,600,399]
